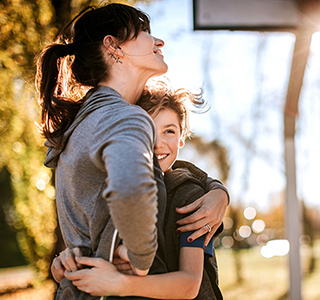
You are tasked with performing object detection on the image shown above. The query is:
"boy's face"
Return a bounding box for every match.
[152,108,184,173]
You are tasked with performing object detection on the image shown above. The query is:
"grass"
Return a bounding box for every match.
[1,240,319,300]
[217,239,320,300]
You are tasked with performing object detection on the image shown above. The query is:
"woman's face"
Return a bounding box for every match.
[120,30,168,78]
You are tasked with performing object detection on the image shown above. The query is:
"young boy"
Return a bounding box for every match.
[136,81,224,299]
[53,81,224,299]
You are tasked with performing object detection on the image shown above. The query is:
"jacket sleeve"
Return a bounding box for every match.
[90,106,158,270]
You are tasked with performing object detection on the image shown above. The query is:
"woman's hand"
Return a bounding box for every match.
[65,256,126,297]
[176,189,228,247]
[113,245,149,276]
[51,247,83,283]
[113,245,134,275]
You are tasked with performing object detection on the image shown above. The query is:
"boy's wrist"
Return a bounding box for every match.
[118,270,148,297]
[119,273,136,297]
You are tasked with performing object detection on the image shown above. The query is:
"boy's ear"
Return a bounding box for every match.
[179,138,185,148]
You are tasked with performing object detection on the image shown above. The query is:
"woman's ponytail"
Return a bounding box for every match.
[36,42,83,148]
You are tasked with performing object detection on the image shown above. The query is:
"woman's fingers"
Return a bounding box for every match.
[72,247,83,269]
[204,226,219,248]
[114,261,133,273]
[176,215,209,233]
[176,201,211,227]
[59,248,78,272]
[176,190,227,239]
[176,198,201,214]
[184,223,212,243]
[51,257,65,283]
[115,245,129,261]
[175,198,202,225]
[112,257,128,265]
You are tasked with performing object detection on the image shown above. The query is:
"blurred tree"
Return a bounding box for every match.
[0,166,27,267]
[0,0,58,281]
[302,201,320,275]
[184,136,230,183]
[228,205,244,284]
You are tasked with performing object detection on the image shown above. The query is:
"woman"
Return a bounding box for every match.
[36,3,228,300]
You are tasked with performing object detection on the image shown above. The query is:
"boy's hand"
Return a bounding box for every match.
[65,256,126,297]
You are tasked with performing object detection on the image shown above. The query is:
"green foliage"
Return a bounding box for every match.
[0,0,58,280]
[0,75,57,279]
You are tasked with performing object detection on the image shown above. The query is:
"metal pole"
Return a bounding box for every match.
[284,28,313,300]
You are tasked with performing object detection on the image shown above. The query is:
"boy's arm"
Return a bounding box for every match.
[122,247,204,299]
[64,248,204,299]
[206,178,230,204]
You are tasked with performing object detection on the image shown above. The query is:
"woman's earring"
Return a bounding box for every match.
[117,46,125,57]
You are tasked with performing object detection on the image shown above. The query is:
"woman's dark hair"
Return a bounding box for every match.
[36,3,150,147]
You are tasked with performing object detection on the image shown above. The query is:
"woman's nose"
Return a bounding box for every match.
[153,36,164,48]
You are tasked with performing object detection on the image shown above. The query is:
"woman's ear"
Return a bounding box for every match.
[103,35,123,57]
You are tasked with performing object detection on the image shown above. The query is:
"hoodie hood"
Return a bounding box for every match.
[44,86,123,168]
[164,160,208,193]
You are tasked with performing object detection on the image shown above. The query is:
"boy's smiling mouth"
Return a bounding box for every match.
[156,154,169,161]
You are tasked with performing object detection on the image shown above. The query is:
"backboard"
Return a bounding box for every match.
[193,0,301,31]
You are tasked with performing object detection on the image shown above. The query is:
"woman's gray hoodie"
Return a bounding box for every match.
[45,86,160,298]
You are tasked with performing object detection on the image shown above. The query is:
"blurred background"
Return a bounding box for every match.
[0,0,319,299]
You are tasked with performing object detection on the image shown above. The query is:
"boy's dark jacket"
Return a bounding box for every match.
[164,160,223,300]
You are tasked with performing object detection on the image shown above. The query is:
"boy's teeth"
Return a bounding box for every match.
[157,154,167,160]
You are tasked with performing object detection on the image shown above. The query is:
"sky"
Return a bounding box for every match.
[135,0,320,211]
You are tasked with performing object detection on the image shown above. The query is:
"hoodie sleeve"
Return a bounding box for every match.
[206,178,230,205]
[89,105,158,271]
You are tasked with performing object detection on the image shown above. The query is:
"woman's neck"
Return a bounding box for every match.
[99,69,149,105]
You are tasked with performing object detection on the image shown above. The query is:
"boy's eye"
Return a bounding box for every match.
[165,129,175,134]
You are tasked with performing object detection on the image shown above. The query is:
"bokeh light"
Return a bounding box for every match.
[299,235,311,246]
[45,186,56,199]
[221,236,234,248]
[260,239,290,258]
[244,207,257,220]
[12,141,22,153]
[252,219,266,233]
[223,217,234,230]
[256,234,269,246]
[239,225,252,238]
[36,179,46,191]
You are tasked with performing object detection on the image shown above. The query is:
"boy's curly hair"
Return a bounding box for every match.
[137,80,206,138]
